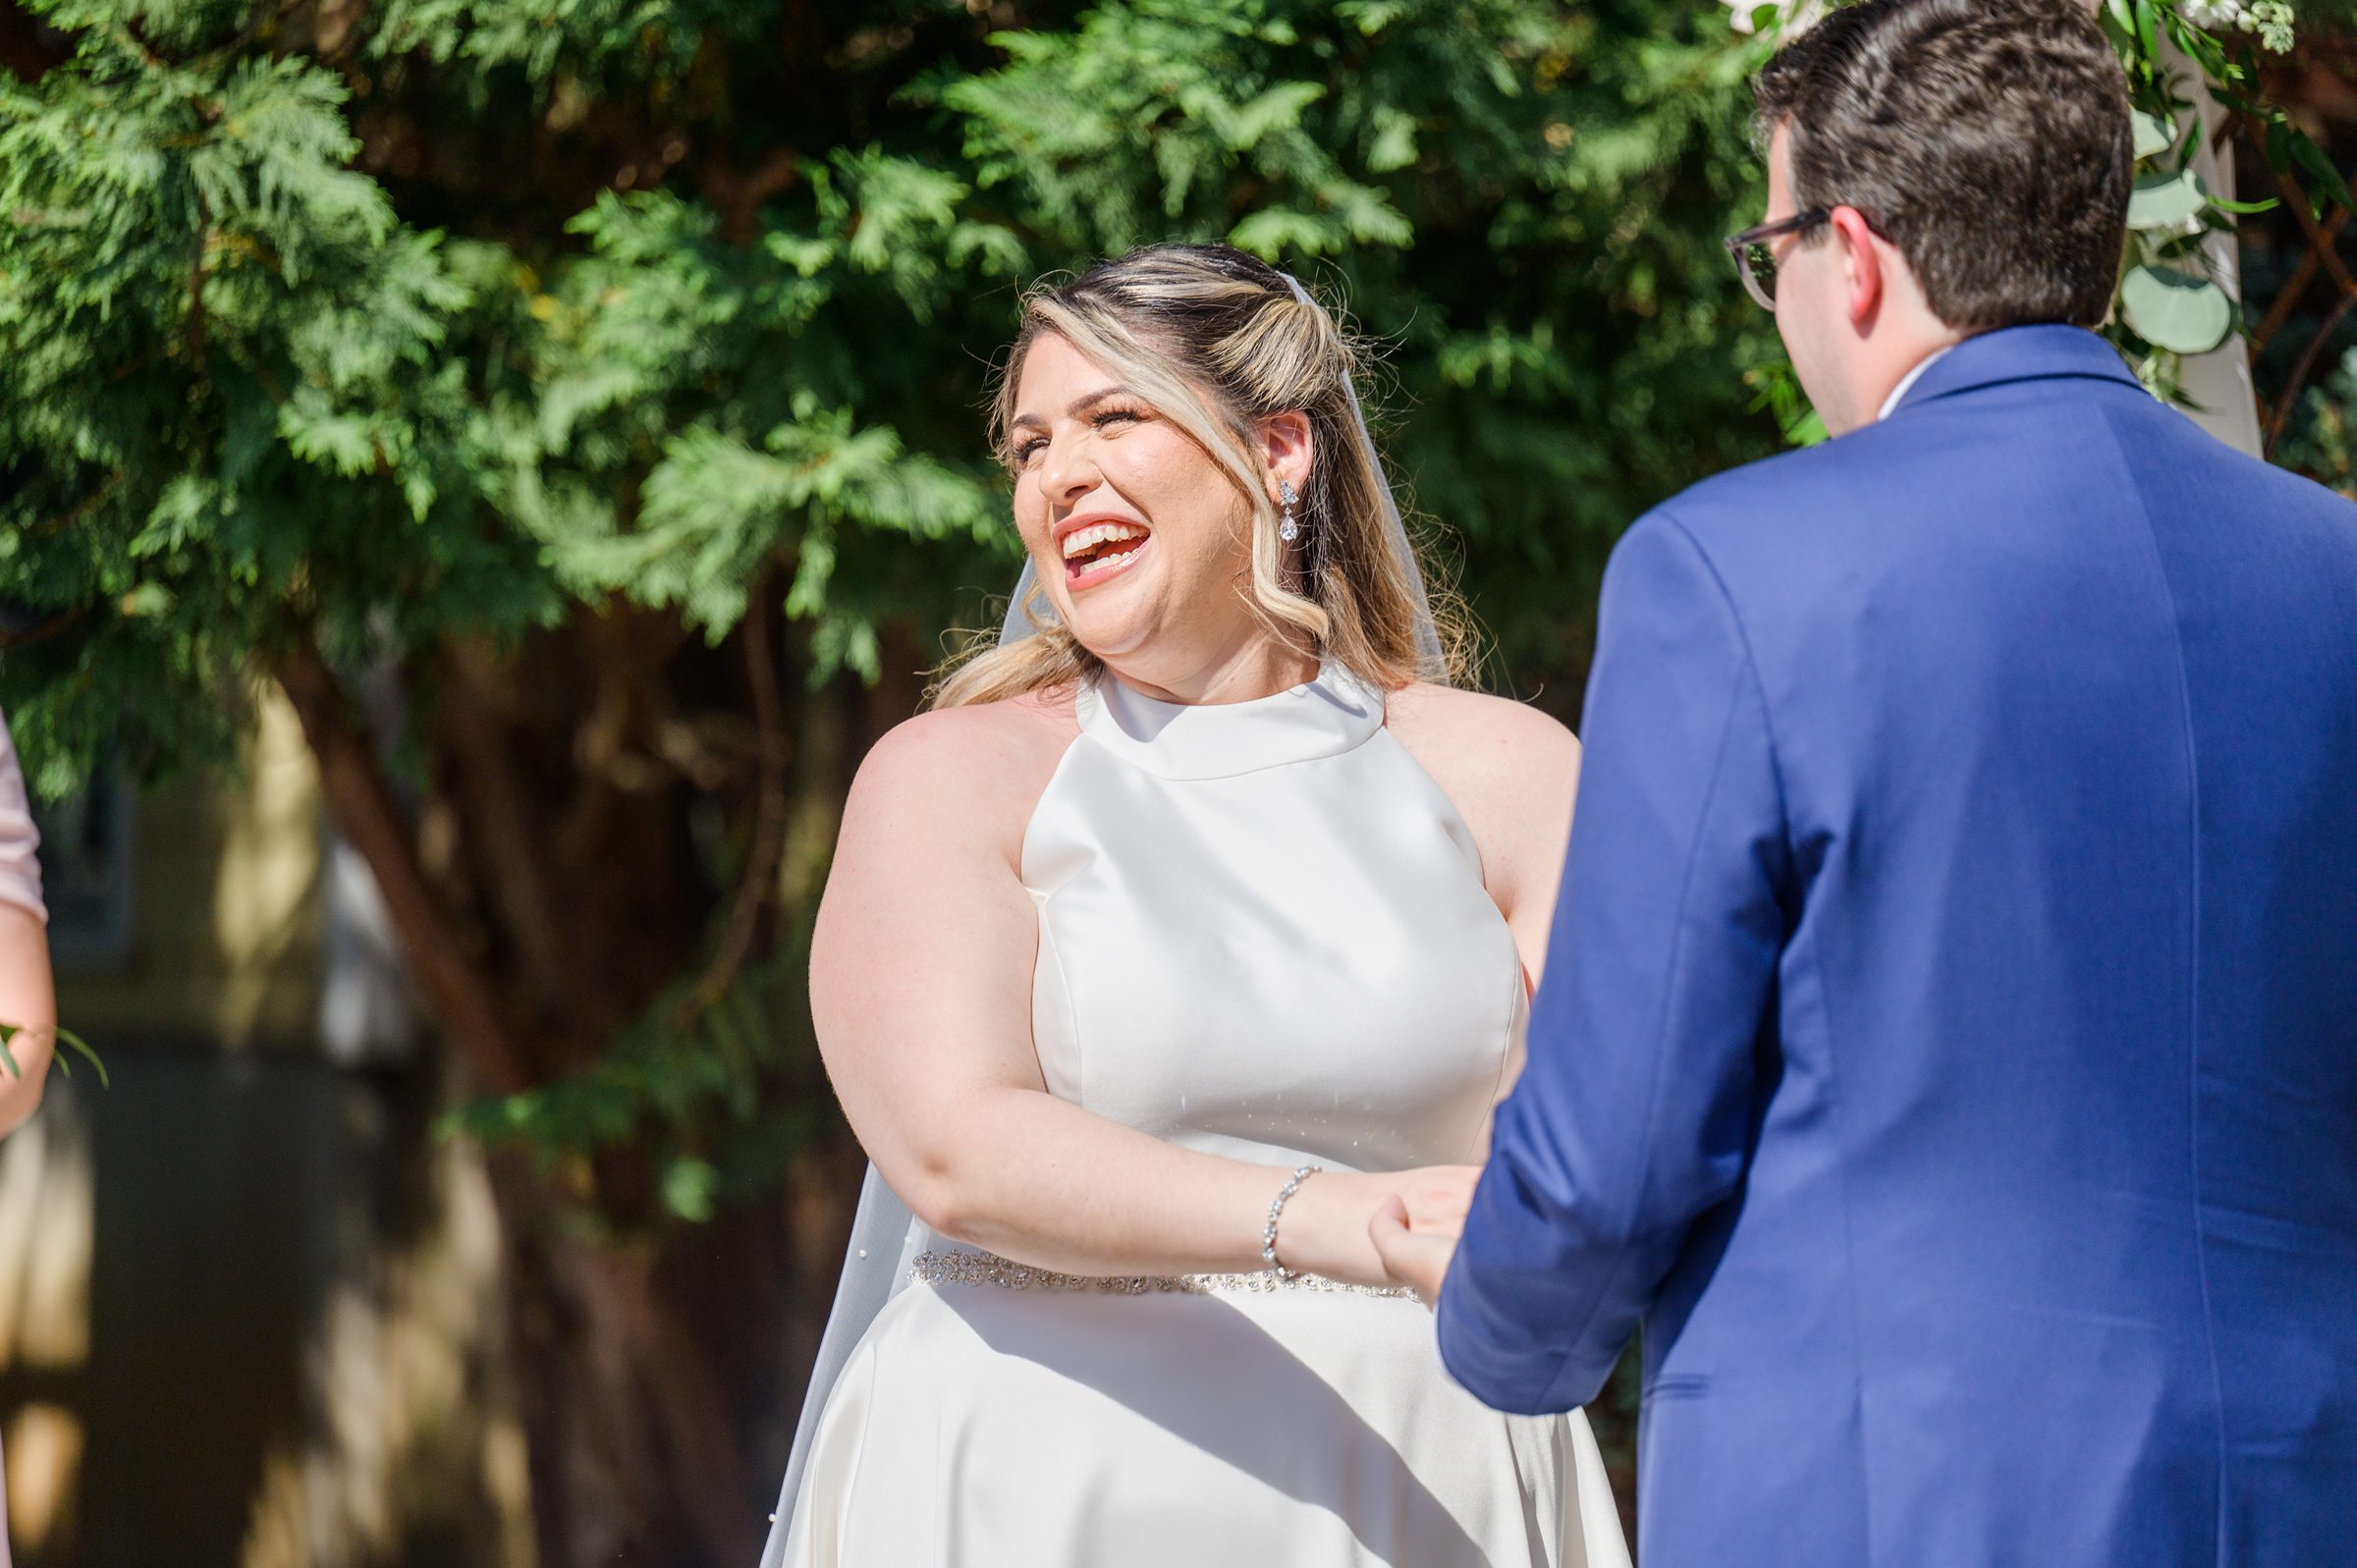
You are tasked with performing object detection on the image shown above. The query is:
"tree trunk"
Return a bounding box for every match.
[277,640,532,1096]
[276,620,823,1568]
[490,1158,767,1568]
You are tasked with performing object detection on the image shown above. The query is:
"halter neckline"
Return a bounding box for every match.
[1076,660,1387,781]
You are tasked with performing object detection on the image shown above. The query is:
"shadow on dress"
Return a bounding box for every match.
[943,1284,1496,1565]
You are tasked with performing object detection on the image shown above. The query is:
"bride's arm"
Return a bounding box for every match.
[813,703,1447,1286]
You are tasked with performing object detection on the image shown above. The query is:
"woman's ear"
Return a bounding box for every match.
[1258,409,1315,501]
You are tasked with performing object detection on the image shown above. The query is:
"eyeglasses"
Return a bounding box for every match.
[1724,209,1831,311]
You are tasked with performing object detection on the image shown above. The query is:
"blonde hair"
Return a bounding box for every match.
[930,243,1469,710]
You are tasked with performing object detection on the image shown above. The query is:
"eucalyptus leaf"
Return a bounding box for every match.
[55,1026,108,1089]
[2264,117,2294,177]
[0,1022,106,1086]
[2119,264,2233,354]
[2128,167,2207,231]
[2292,132,2357,218]
[2132,111,2175,162]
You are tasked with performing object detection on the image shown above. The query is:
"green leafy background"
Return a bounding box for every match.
[0,1,2346,1557]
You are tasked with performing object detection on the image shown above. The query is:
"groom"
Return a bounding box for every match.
[1373,1,2357,1563]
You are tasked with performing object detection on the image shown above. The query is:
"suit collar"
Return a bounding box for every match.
[1877,344,1955,422]
[1890,323,2140,416]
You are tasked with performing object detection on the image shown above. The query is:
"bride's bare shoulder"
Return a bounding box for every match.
[1384,680,1581,925]
[1384,681,1580,790]
[843,683,1082,851]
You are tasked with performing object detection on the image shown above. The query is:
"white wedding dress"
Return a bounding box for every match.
[781,661,1629,1568]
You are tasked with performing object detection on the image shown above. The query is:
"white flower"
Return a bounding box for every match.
[2184,0,2297,52]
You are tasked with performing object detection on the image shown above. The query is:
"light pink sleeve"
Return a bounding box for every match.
[0,709,47,925]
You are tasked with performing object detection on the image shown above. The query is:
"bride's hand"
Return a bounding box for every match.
[1271,1165,1481,1289]
[1369,1195,1458,1305]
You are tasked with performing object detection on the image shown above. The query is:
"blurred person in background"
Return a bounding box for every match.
[0,705,52,1137]
[0,702,50,1568]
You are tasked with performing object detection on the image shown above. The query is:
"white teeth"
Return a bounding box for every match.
[1061,522,1147,562]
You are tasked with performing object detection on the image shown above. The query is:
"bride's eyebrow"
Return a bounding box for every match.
[1009,386,1146,435]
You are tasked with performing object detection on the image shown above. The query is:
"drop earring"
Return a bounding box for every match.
[1279,480,1300,544]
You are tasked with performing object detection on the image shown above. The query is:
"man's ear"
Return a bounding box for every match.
[1831,205,1885,330]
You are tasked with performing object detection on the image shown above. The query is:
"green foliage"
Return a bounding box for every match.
[0,1020,107,1086]
[9,5,2325,1539]
[0,20,548,793]
[2096,0,2331,393]
[2265,339,2357,487]
[2,0,1783,1209]
[439,950,825,1226]
[4,0,1781,783]
[9,0,2328,1206]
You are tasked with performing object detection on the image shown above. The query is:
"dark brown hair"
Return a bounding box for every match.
[1753,0,2133,330]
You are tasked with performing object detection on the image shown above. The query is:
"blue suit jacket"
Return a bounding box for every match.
[1441,325,2357,1567]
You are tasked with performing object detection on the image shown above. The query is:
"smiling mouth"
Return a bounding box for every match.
[1061,521,1150,588]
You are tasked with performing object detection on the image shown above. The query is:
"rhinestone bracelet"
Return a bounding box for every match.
[908,1249,1412,1299]
[1260,1163,1324,1280]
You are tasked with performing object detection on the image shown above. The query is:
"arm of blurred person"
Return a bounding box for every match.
[0,903,54,1137]
[0,709,55,1137]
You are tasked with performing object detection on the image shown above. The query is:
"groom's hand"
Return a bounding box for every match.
[1369,1191,1463,1306]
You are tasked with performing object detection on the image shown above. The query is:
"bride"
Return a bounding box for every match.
[761,243,1627,1568]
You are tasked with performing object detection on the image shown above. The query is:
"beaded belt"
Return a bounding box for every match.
[909,1249,1416,1300]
